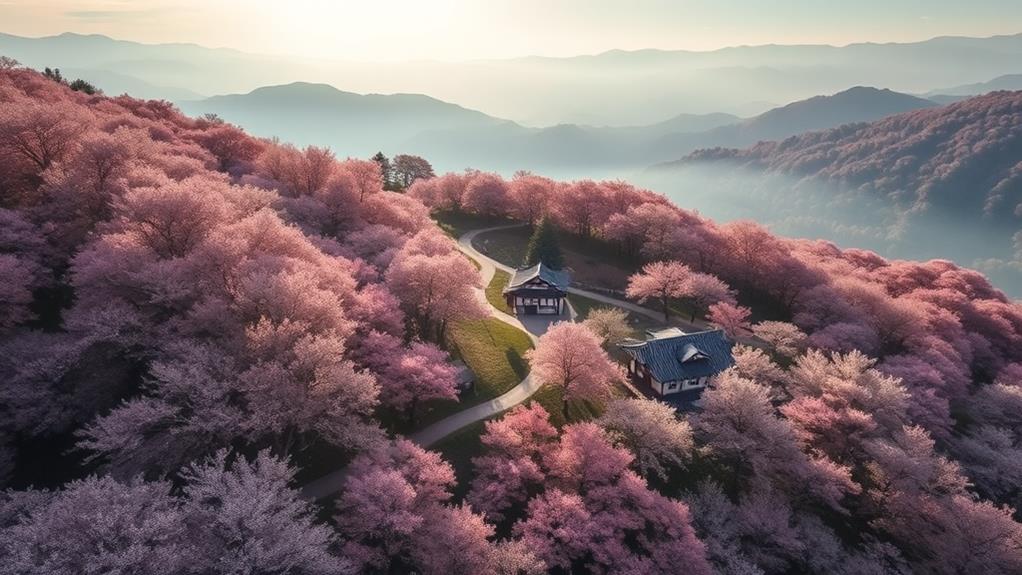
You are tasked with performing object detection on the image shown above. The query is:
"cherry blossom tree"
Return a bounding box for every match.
[468,404,558,522]
[489,540,547,575]
[553,180,610,238]
[0,476,192,575]
[515,423,711,574]
[626,260,694,322]
[408,504,495,575]
[697,371,859,510]
[597,398,694,480]
[526,322,623,420]
[180,449,354,574]
[752,321,808,358]
[508,172,553,223]
[1,450,351,575]
[340,158,384,202]
[192,122,263,173]
[605,202,683,260]
[0,100,91,173]
[0,254,37,331]
[582,307,632,347]
[685,272,737,321]
[462,172,510,216]
[731,344,790,398]
[386,245,484,342]
[337,440,494,574]
[788,349,908,437]
[708,302,752,339]
[358,331,459,424]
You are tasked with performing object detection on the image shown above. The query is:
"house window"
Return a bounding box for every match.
[667,382,678,390]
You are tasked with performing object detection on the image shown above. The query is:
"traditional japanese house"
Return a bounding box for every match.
[503,263,570,315]
[619,328,735,399]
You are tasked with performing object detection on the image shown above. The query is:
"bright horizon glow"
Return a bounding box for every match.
[2,0,1022,61]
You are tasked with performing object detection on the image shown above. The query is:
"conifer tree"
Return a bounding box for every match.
[371,151,395,190]
[523,218,564,270]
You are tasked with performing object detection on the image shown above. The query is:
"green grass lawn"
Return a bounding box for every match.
[566,292,605,320]
[485,269,513,315]
[472,226,530,267]
[414,317,533,428]
[433,210,518,239]
[475,226,640,292]
[568,293,664,337]
[528,378,634,428]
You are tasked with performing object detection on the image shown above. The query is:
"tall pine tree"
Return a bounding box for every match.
[372,151,395,190]
[523,218,564,270]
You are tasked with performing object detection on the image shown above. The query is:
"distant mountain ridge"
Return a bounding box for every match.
[652,86,938,157]
[927,73,1022,97]
[404,86,940,174]
[668,91,1022,220]
[178,82,510,159]
[174,83,942,176]
[3,30,1022,124]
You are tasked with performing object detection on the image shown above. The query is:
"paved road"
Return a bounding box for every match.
[467,224,708,332]
[302,223,712,500]
[302,224,553,500]
[407,224,562,447]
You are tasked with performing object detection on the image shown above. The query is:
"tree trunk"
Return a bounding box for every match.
[662,297,670,323]
[437,319,448,345]
[562,397,570,422]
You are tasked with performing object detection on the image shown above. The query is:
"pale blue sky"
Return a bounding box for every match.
[2,0,1021,60]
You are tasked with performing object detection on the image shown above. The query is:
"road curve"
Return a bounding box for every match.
[408,223,545,446]
[301,223,706,500]
[302,224,543,500]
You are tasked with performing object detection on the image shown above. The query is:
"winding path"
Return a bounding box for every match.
[302,223,685,500]
[302,224,554,500]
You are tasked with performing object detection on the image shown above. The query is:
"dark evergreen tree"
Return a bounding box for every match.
[43,67,64,83]
[523,217,564,270]
[68,79,100,95]
[372,151,396,190]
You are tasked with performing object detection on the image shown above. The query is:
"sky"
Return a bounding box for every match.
[2,0,1022,61]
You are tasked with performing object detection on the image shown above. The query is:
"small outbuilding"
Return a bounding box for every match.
[451,360,475,392]
[619,328,734,398]
[503,263,570,316]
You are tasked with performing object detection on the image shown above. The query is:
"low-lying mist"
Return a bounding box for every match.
[635,164,1022,298]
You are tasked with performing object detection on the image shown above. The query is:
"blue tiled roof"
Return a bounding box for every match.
[505,263,571,292]
[620,329,734,383]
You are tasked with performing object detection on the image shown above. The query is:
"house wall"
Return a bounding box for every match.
[645,373,712,396]
[513,295,564,315]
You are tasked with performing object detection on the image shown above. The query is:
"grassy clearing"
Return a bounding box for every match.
[415,317,533,428]
[476,227,638,292]
[528,378,634,428]
[485,269,513,315]
[568,293,664,336]
[566,292,604,320]
[473,226,530,267]
[433,211,517,239]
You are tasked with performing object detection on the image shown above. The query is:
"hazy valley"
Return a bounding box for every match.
[3,12,1022,573]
